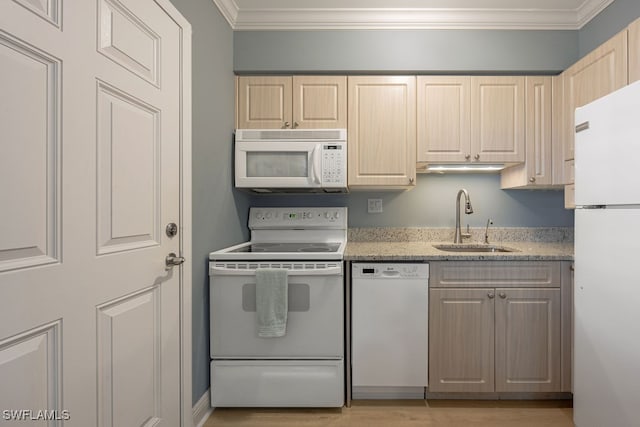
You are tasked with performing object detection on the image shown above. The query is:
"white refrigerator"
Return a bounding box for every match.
[573,80,640,427]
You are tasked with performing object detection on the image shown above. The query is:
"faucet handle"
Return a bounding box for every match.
[461,224,471,239]
[484,219,493,244]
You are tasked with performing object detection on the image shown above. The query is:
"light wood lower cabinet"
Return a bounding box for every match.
[429,288,495,393]
[429,261,565,394]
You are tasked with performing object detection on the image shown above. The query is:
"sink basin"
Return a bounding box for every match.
[433,244,518,253]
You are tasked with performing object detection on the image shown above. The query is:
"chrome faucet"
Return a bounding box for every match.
[485,219,493,244]
[454,189,473,243]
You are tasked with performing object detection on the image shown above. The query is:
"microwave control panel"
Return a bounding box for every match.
[321,144,346,185]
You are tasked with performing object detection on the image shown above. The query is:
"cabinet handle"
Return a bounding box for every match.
[499,292,507,299]
[465,154,471,160]
[284,121,291,128]
[570,264,575,272]
[409,177,414,184]
[474,154,480,160]
[529,177,536,183]
[487,292,495,299]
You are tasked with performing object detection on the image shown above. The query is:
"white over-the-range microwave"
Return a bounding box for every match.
[234,129,348,193]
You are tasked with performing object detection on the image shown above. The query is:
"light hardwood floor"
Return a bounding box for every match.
[204,400,574,426]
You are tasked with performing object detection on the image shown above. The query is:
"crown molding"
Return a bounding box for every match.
[576,0,615,28]
[212,0,239,27]
[212,0,615,31]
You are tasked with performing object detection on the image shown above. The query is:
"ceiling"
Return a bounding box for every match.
[212,0,614,30]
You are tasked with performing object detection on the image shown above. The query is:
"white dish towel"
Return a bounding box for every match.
[255,268,288,338]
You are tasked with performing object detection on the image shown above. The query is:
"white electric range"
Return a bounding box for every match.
[208,207,347,408]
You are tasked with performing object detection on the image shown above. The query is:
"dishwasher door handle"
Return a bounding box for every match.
[381,270,401,277]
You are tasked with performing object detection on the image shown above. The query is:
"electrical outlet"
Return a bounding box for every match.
[367,199,383,213]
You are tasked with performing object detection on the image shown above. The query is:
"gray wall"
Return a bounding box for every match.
[234,29,578,73]
[168,0,250,406]
[579,0,640,57]
[250,174,573,228]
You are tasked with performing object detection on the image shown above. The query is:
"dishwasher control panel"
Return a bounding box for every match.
[352,263,429,279]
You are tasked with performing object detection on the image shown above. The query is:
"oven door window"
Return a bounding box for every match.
[246,151,308,177]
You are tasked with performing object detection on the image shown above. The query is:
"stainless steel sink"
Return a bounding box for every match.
[433,244,518,253]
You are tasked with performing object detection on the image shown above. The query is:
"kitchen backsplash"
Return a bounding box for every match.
[348,227,574,243]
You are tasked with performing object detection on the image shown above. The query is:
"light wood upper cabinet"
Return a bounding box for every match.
[236,76,346,129]
[417,76,471,163]
[348,76,416,188]
[629,18,640,83]
[471,76,526,163]
[237,76,292,129]
[551,75,566,186]
[292,76,347,128]
[417,76,525,165]
[562,30,628,161]
[501,76,553,189]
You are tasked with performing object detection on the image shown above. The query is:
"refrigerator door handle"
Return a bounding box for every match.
[575,121,590,133]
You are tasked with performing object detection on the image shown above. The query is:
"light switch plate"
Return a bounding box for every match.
[367,199,383,213]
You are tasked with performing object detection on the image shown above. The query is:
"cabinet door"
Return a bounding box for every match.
[471,76,525,163]
[348,76,416,188]
[495,288,561,392]
[629,18,640,83]
[237,76,292,129]
[500,76,552,189]
[551,75,566,186]
[563,31,628,161]
[429,288,494,393]
[292,76,347,129]
[417,76,471,163]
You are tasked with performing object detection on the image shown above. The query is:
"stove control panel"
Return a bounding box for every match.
[249,207,347,229]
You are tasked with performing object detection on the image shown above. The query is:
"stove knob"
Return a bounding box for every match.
[265,212,272,219]
[254,211,262,219]
[324,212,331,219]
[334,211,340,219]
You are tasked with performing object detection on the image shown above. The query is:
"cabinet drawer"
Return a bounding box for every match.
[429,261,561,288]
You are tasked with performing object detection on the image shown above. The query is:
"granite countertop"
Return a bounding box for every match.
[344,227,574,261]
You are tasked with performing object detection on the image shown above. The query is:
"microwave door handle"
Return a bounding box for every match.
[311,146,322,185]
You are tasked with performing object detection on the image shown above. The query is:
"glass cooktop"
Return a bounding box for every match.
[229,242,341,253]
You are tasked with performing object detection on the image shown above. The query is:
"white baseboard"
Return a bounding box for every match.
[193,388,213,427]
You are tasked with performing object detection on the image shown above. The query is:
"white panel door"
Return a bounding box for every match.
[0,1,189,426]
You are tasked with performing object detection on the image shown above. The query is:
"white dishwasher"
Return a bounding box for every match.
[351,263,429,399]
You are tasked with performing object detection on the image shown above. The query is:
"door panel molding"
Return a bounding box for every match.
[0,31,60,272]
[0,320,62,417]
[96,79,161,255]
[97,286,162,427]
[10,0,61,28]
[98,0,160,87]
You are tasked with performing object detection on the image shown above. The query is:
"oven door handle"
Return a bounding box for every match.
[210,264,343,276]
